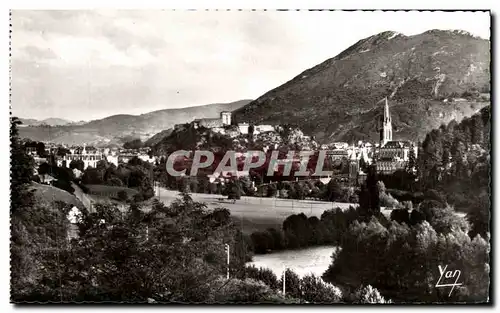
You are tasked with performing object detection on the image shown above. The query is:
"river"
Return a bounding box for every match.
[247,246,338,278]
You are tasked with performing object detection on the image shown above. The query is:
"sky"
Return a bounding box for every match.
[10,10,490,121]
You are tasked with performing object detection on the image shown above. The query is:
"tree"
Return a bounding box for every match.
[441,148,451,166]
[69,159,85,172]
[13,193,255,302]
[123,138,143,150]
[267,183,277,197]
[467,193,490,239]
[352,285,391,303]
[250,231,274,254]
[324,179,343,202]
[376,181,386,194]
[117,190,128,202]
[82,167,105,185]
[210,278,276,303]
[283,213,311,248]
[36,141,46,157]
[289,182,306,200]
[10,117,34,211]
[323,217,489,303]
[300,274,342,303]
[226,178,242,200]
[37,162,51,176]
[358,165,380,217]
[359,156,368,172]
[57,147,71,157]
[248,125,254,139]
[242,265,280,290]
[277,269,301,299]
[469,114,484,146]
[390,208,410,225]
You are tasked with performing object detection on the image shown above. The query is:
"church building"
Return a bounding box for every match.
[375,98,418,174]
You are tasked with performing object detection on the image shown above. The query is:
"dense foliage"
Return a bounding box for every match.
[417,106,490,207]
[123,138,144,150]
[81,156,154,200]
[11,117,74,301]
[323,216,490,303]
[250,207,359,254]
[12,192,258,302]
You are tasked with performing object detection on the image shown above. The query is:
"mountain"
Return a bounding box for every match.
[233,30,490,143]
[19,117,73,127]
[42,118,73,126]
[18,100,251,147]
[144,129,174,147]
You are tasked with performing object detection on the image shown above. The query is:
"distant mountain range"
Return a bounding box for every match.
[233,29,490,143]
[18,100,251,147]
[19,117,75,127]
[18,29,490,148]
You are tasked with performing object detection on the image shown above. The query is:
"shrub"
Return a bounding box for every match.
[380,191,399,208]
[424,189,447,206]
[427,206,470,234]
[266,228,285,250]
[108,177,124,187]
[242,265,280,290]
[132,193,144,203]
[278,269,301,299]
[390,208,410,225]
[117,190,128,202]
[52,179,75,194]
[300,274,342,303]
[352,285,391,303]
[211,278,273,303]
[250,231,274,254]
[267,183,277,197]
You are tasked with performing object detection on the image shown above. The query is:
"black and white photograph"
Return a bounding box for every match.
[9,9,491,304]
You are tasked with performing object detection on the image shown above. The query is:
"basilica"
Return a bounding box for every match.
[375,98,418,174]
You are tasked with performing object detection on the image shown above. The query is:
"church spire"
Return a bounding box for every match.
[380,97,392,147]
[384,97,391,123]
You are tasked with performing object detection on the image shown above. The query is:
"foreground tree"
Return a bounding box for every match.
[12,192,258,302]
[323,217,490,303]
[358,165,380,218]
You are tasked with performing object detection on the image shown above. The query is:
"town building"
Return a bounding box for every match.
[253,125,275,134]
[237,122,249,135]
[326,149,349,161]
[193,111,232,129]
[57,145,105,169]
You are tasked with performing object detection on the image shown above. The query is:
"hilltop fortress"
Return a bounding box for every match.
[176,111,276,136]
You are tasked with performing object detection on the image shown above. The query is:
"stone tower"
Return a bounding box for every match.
[379,97,392,147]
[221,111,232,126]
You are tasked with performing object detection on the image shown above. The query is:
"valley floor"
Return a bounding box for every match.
[155,187,366,233]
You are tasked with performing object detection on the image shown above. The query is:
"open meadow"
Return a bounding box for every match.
[156,187,363,233]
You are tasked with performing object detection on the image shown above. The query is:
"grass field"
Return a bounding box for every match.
[156,187,360,233]
[31,182,85,209]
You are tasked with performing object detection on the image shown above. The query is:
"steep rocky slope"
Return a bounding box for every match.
[233,30,490,143]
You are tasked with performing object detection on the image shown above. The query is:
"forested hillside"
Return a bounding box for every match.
[417,105,490,208]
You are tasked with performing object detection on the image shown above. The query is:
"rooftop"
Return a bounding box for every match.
[383,141,412,148]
